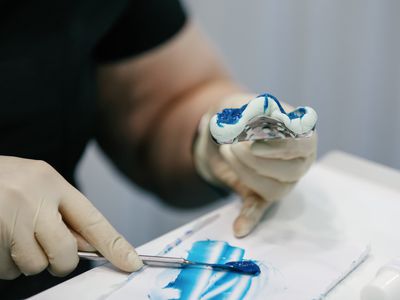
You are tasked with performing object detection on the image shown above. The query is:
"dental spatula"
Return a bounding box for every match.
[78,251,260,276]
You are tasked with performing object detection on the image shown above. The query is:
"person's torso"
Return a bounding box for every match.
[0,0,129,183]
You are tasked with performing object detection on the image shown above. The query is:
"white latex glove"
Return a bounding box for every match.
[0,156,143,280]
[194,94,317,238]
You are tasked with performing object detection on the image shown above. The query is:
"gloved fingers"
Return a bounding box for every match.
[0,247,21,279]
[209,152,241,188]
[219,145,296,200]
[233,189,272,238]
[35,206,79,277]
[69,228,96,252]
[210,147,273,238]
[231,142,315,182]
[250,133,317,160]
[59,185,143,272]
[10,226,48,276]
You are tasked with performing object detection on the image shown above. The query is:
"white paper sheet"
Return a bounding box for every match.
[106,203,369,300]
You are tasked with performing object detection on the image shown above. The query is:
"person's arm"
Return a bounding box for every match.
[96,22,317,237]
[96,23,242,207]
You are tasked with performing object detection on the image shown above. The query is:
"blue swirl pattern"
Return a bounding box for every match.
[151,240,262,300]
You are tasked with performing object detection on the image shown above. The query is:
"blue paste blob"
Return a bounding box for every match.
[287,107,306,120]
[216,104,248,127]
[225,260,261,276]
[161,240,260,300]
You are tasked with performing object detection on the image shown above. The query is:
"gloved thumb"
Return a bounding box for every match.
[59,185,143,272]
[207,151,272,238]
[233,187,272,238]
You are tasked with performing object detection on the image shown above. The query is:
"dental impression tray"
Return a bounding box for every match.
[210,93,317,144]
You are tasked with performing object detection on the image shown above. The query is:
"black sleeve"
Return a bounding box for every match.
[94,0,187,63]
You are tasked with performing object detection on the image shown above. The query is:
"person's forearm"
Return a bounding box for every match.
[96,75,243,206]
[96,23,243,206]
[144,78,243,205]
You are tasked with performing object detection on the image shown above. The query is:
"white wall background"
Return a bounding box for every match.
[76,0,400,247]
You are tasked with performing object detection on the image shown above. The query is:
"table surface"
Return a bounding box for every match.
[32,151,400,300]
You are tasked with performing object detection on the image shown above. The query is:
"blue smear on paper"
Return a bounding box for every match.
[153,240,262,300]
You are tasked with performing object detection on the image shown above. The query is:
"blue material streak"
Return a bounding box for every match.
[159,240,260,300]
[258,93,306,120]
[257,93,286,114]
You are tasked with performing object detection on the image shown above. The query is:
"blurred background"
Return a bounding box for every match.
[76,0,400,247]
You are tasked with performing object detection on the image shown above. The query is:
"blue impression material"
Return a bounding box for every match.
[216,93,307,129]
[157,240,261,300]
[257,93,286,114]
[258,93,307,120]
[287,107,306,119]
[217,104,248,127]
[225,260,260,276]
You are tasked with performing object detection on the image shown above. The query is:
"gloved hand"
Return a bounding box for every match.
[194,94,317,238]
[0,156,143,280]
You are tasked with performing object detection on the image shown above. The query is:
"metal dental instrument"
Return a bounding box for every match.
[227,115,315,144]
[78,251,260,275]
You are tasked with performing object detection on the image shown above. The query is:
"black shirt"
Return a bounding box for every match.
[0,0,186,184]
[0,0,186,298]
